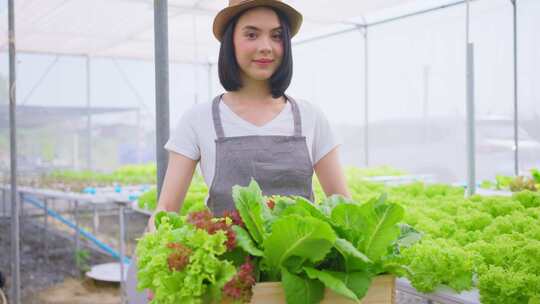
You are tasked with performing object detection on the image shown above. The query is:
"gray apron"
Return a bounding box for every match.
[126,94,314,303]
[207,94,314,216]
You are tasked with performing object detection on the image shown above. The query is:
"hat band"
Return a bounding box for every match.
[231,0,255,6]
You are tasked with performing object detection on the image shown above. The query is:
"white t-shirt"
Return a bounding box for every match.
[164,96,340,187]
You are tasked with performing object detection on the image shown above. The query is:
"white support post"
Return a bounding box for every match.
[465,0,476,196]
[511,0,519,176]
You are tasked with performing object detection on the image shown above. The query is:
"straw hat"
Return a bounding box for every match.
[213,0,303,42]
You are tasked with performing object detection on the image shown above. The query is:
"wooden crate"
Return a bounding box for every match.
[247,275,395,304]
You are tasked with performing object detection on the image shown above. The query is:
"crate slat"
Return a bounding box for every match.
[246,275,395,304]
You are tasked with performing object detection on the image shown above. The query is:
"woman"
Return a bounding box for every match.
[127,1,350,302]
[156,0,350,222]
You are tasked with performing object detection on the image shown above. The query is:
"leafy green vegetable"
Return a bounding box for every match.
[513,191,540,208]
[330,270,373,300]
[482,170,539,193]
[43,164,157,191]
[334,238,371,266]
[478,266,539,304]
[303,267,358,301]
[281,268,324,304]
[134,165,540,303]
[232,180,269,246]
[138,172,208,212]
[480,180,495,189]
[532,168,540,184]
[231,180,406,303]
[496,175,514,190]
[138,187,157,210]
[400,238,474,292]
[136,212,236,303]
[331,203,366,245]
[263,215,336,279]
[357,199,404,262]
[232,225,263,257]
[395,224,422,249]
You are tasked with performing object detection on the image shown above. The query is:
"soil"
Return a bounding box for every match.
[0,203,149,304]
[0,218,110,303]
[28,278,120,304]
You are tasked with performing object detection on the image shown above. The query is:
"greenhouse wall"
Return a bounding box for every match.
[518,0,540,171]
[0,0,538,183]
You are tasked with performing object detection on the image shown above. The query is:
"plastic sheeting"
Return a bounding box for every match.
[0,0,449,63]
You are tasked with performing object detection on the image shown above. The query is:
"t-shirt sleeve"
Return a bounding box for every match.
[311,104,341,165]
[164,108,201,161]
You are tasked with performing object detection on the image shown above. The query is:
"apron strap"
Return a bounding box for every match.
[285,94,303,137]
[212,93,302,138]
[212,94,226,139]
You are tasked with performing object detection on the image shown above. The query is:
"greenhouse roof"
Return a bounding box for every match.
[0,0,466,63]
[0,105,137,128]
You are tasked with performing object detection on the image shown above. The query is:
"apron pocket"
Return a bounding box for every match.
[252,161,312,197]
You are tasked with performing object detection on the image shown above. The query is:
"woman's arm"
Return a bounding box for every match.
[314,147,351,199]
[147,151,198,232]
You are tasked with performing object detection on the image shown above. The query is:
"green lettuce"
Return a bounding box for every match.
[231,180,409,303]
[136,212,236,303]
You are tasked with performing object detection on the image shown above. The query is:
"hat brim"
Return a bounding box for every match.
[213,0,303,42]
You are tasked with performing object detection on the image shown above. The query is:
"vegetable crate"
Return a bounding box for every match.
[246,275,395,304]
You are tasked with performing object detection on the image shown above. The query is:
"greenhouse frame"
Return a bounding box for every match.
[1,0,538,303]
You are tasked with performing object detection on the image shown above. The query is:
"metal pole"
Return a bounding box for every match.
[74,200,80,254]
[19,192,23,229]
[86,55,92,170]
[423,65,431,142]
[136,109,142,164]
[92,205,99,235]
[44,198,49,264]
[119,204,126,304]
[21,192,25,214]
[154,0,170,198]
[73,133,79,170]
[8,0,21,302]
[465,0,476,196]
[2,189,5,217]
[511,0,519,176]
[363,26,369,167]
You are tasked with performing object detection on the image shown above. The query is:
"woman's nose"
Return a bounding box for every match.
[258,36,272,54]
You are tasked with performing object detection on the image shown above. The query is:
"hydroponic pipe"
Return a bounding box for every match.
[23,195,131,264]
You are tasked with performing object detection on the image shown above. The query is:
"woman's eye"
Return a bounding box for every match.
[272,33,283,40]
[246,32,257,39]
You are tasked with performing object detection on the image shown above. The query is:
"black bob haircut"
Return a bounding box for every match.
[218,7,293,99]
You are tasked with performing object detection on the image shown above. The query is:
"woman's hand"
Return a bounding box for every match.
[141,152,198,301]
[146,216,157,234]
[145,152,198,233]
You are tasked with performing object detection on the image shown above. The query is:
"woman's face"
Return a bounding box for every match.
[233,7,284,82]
